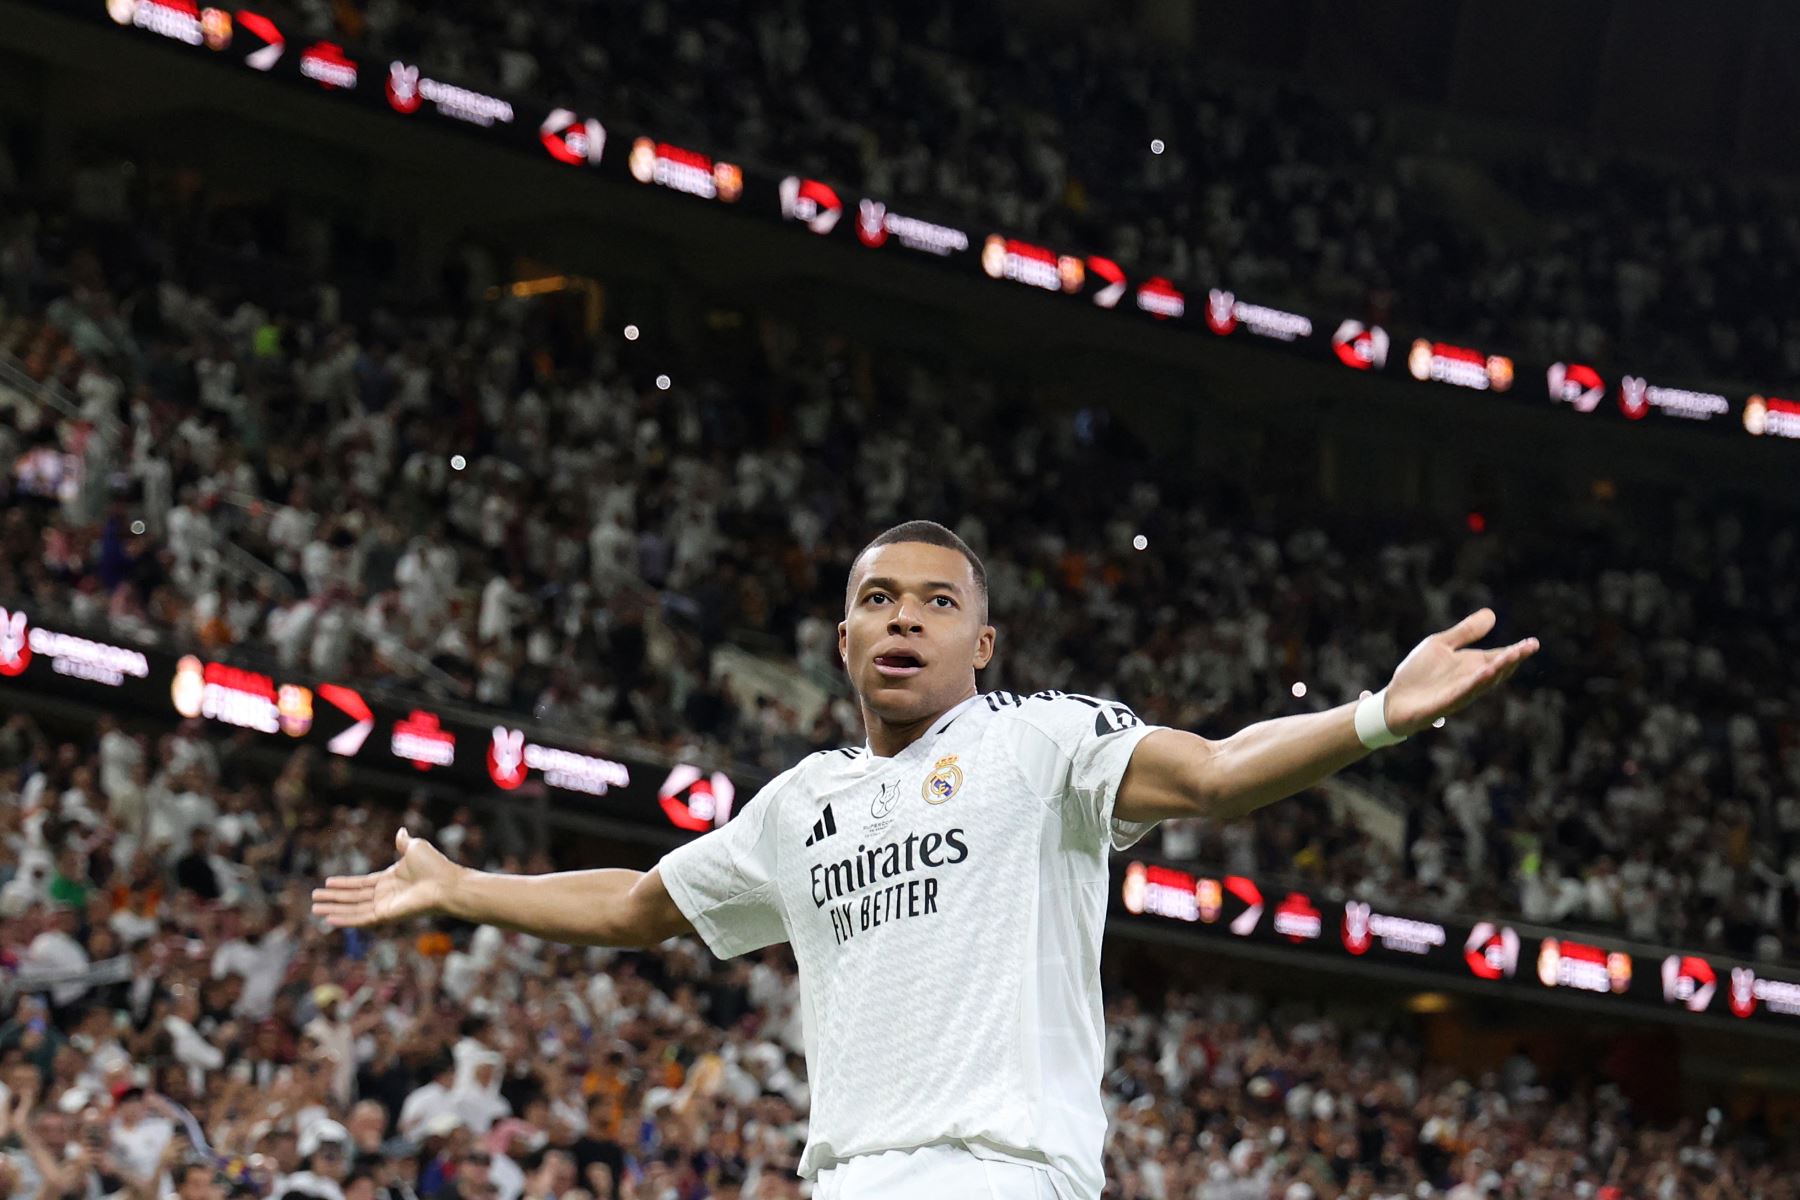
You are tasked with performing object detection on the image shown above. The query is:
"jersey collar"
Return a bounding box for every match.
[862,693,984,760]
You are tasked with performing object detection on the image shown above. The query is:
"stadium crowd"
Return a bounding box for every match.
[1,174,1798,969]
[0,724,1793,1200]
[0,4,1796,1197]
[232,0,1800,384]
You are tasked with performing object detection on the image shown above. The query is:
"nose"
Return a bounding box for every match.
[887,597,924,633]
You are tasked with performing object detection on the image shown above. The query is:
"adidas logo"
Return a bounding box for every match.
[805,804,838,847]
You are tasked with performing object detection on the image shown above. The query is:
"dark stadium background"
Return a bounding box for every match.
[1,0,1798,1197]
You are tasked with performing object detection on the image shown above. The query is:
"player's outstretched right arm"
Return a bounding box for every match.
[310,828,693,948]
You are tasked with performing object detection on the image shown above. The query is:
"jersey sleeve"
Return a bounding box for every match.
[1008,692,1168,851]
[656,764,800,959]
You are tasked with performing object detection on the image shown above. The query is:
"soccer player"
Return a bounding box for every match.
[313,520,1539,1200]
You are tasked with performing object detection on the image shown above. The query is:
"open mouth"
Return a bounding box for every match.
[873,651,925,678]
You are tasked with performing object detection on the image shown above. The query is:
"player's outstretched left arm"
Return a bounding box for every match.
[1115,608,1538,824]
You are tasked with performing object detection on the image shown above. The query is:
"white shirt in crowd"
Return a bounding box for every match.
[23,929,90,1007]
[397,1080,457,1141]
[658,690,1164,1200]
[211,926,295,1020]
[110,1114,174,1183]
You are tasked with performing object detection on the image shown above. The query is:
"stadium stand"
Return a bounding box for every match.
[2,178,1796,966]
[0,3,1798,1195]
[230,0,1800,383]
[0,727,1794,1200]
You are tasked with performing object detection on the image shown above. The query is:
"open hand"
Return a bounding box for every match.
[1384,608,1539,737]
[311,829,460,928]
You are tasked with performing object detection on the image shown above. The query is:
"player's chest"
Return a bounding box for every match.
[797,747,982,851]
[789,745,1033,948]
[789,734,1050,864]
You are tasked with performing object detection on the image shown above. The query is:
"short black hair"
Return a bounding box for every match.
[846,520,988,620]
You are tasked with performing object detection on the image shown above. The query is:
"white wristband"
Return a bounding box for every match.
[1355,689,1407,749]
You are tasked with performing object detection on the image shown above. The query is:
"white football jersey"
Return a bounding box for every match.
[657,690,1166,1200]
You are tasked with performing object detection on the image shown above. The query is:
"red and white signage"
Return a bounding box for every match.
[385,63,422,112]
[318,683,373,756]
[385,63,514,126]
[1537,938,1631,994]
[1727,967,1800,1018]
[1660,955,1717,1013]
[299,42,357,90]
[171,656,279,734]
[1120,862,1202,922]
[1205,290,1314,341]
[1617,375,1729,422]
[628,138,742,202]
[1465,922,1520,980]
[778,177,842,235]
[486,726,630,795]
[853,201,968,255]
[980,236,1083,293]
[1547,362,1605,412]
[109,0,203,46]
[1134,277,1185,320]
[1745,395,1800,439]
[539,110,606,166]
[391,710,456,770]
[1341,902,1446,956]
[0,608,29,678]
[235,9,282,70]
[1273,892,1323,943]
[487,726,528,789]
[1332,320,1390,371]
[1408,340,1515,392]
[1730,967,1757,1018]
[1087,257,1127,309]
[0,609,149,686]
[657,764,736,832]
[1225,875,1263,936]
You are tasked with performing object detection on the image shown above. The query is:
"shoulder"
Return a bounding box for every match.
[808,744,871,766]
[988,689,1148,751]
[792,745,869,783]
[754,746,866,803]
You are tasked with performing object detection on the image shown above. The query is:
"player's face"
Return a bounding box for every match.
[840,542,994,724]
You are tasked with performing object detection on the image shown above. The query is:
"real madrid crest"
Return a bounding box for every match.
[923,754,963,805]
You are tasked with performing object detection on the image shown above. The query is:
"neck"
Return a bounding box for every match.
[860,684,977,758]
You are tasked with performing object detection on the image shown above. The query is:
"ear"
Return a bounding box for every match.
[836,620,848,667]
[973,623,995,671]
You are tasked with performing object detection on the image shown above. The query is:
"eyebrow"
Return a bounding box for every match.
[858,577,964,595]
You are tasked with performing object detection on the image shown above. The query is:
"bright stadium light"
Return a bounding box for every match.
[1433,717,1447,728]
[450,454,467,471]
[1132,534,1148,550]
[1291,682,1307,698]
[655,374,671,390]
[624,324,640,341]
[129,520,145,535]
[1150,138,1165,155]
